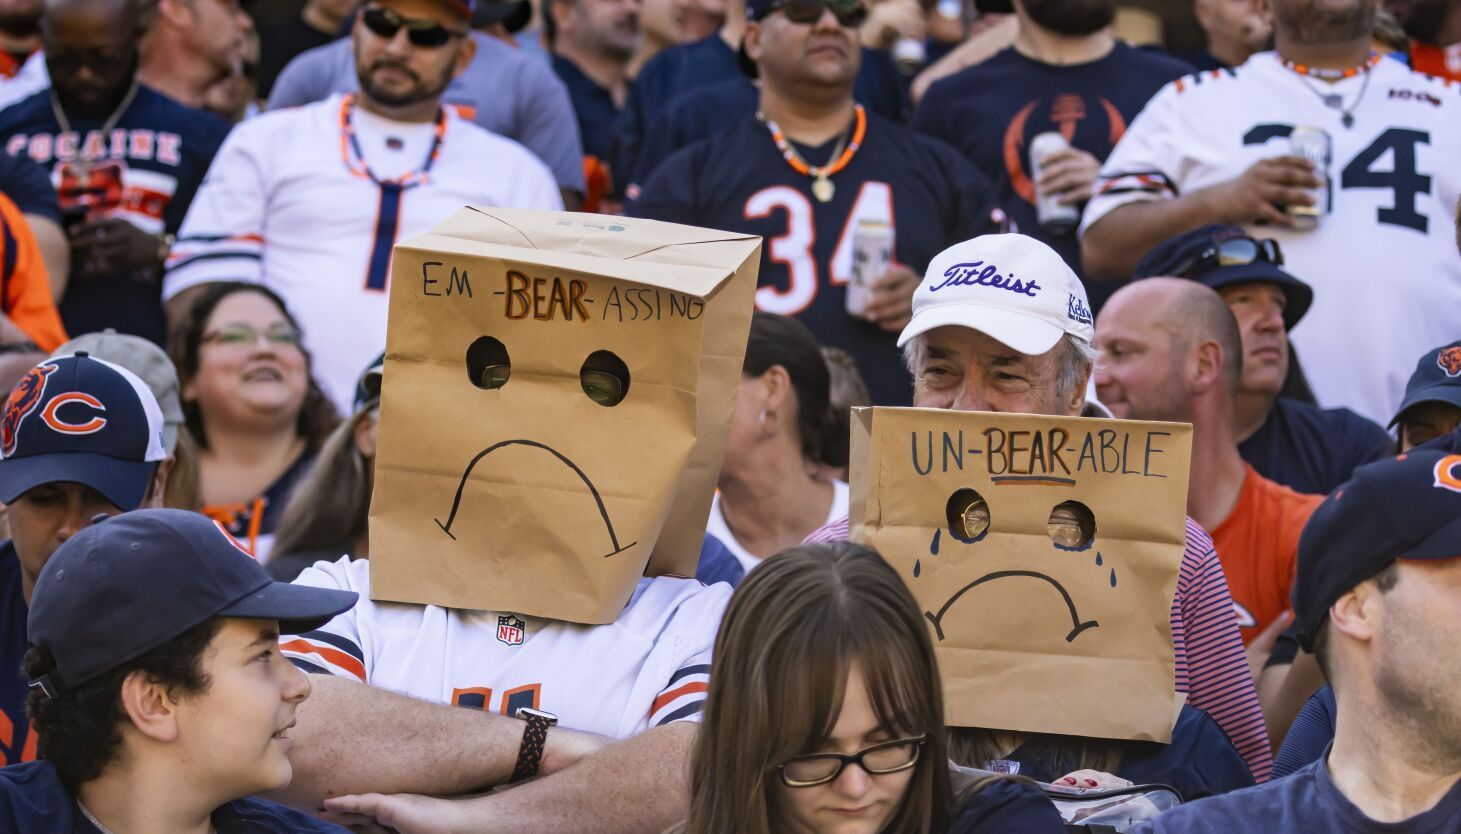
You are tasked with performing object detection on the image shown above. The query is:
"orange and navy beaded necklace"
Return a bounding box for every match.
[759,104,867,203]
[1278,54,1383,128]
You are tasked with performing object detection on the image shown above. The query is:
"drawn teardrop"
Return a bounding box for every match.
[1095,552,1103,566]
[930,529,941,555]
[914,559,922,578]
[1109,568,1117,587]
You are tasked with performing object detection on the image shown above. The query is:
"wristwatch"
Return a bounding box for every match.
[510,707,558,782]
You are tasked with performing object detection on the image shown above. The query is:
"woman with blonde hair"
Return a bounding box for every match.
[677,541,1062,834]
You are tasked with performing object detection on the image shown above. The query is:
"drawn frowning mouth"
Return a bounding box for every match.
[433,438,637,559]
[924,570,1099,643]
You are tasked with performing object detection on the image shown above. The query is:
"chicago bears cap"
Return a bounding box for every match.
[1292,451,1461,651]
[0,353,167,511]
[1133,224,1313,330]
[49,330,184,454]
[899,233,1094,356]
[27,508,358,699]
[1389,341,1461,428]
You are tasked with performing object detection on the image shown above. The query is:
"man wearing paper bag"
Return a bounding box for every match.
[273,208,761,832]
[813,234,1273,782]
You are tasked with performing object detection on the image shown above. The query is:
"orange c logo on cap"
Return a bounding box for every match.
[1433,454,1461,493]
[40,393,107,435]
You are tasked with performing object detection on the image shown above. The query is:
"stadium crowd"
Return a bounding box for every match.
[0,0,1458,830]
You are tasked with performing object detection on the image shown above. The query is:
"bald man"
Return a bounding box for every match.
[0,0,230,346]
[1094,278,1323,651]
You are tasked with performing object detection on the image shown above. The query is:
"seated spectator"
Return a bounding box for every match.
[670,541,1064,834]
[137,0,255,111]
[698,313,847,587]
[1134,225,1392,496]
[268,354,382,581]
[0,0,40,78]
[0,353,173,765]
[257,0,359,101]
[0,508,356,833]
[170,283,339,561]
[1390,340,1461,451]
[165,0,562,411]
[1177,0,1271,71]
[1095,278,1323,647]
[1388,0,1461,81]
[808,234,1273,781]
[819,344,871,481]
[1134,452,1461,832]
[546,0,638,211]
[265,0,587,205]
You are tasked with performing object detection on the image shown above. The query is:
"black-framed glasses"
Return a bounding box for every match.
[1176,237,1284,279]
[202,323,303,348]
[770,0,869,27]
[361,6,467,47]
[778,736,926,787]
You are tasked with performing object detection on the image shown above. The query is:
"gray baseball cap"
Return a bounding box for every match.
[49,330,183,454]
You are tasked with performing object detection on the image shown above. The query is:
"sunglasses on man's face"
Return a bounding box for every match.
[769,0,869,28]
[361,6,466,48]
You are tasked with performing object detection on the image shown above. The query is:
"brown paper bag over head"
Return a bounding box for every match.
[849,407,1192,742]
[370,208,762,624]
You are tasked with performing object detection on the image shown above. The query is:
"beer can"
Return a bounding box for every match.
[1288,126,1330,230]
[1030,132,1080,234]
[848,219,893,318]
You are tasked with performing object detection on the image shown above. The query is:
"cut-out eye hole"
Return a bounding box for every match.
[580,350,629,407]
[466,336,511,390]
[945,487,989,542]
[1048,500,1096,550]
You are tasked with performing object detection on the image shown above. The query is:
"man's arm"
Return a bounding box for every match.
[272,674,610,809]
[320,722,697,834]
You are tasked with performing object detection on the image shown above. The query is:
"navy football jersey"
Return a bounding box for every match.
[0,85,231,345]
[615,34,909,198]
[912,43,1189,306]
[630,112,997,405]
[0,542,30,767]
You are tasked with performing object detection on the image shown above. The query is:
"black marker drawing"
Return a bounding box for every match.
[435,439,637,559]
[924,570,1099,643]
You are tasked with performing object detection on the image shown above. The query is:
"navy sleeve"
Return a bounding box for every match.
[853,48,911,123]
[694,534,745,587]
[948,778,1066,834]
[1272,686,1336,780]
[218,797,351,832]
[0,152,59,223]
[625,143,704,223]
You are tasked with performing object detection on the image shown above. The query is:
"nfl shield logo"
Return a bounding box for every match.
[497,614,526,646]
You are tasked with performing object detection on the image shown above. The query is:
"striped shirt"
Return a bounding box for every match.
[806,515,1273,782]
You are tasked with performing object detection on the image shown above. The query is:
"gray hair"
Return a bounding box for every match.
[903,332,1099,403]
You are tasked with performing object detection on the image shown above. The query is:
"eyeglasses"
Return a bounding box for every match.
[778,736,926,787]
[768,0,869,27]
[202,323,303,348]
[1175,237,1284,280]
[361,6,467,48]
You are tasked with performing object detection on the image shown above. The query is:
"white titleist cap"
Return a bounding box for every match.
[898,233,1095,355]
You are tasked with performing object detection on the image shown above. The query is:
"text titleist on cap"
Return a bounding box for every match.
[929,261,1041,297]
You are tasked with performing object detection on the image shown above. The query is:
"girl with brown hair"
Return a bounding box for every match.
[677,541,1062,834]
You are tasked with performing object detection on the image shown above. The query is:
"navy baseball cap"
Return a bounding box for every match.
[1389,341,1461,428]
[1133,224,1314,330]
[0,353,167,511]
[27,509,358,700]
[1292,450,1461,651]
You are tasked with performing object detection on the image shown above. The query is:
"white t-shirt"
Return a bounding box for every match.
[284,557,728,738]
[706,480,850,576]
[162,94,563,411]
[1083,53,1461,426]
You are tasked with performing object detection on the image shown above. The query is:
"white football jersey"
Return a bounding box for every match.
[283,557,727,738]
[1083,53,1461,426]
[162,94,562,411]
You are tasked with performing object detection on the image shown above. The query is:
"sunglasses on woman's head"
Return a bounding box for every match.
[361,6,467,48]
[768,0,869,28]
[777,735,926,788]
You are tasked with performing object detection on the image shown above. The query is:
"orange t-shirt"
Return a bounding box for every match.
[1410,41,1461,83]
[0,193,66,352]
[1210,465,1324,645]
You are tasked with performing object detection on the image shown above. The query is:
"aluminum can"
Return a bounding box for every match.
[848,219,893,318]
[1288,125,1330,230]
[1030,132,1080,234]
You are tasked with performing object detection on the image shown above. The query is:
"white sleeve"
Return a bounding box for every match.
[1080,77,1187,234]
[161,121,271,301]
[282,557,370,683]
[636,582,729,731]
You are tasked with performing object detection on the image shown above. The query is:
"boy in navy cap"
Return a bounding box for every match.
[1134,224,1391,497]
[1135,451,1461,833]
[0,353,176,766]
[0,508,357,833]
[1391,341,1461,451]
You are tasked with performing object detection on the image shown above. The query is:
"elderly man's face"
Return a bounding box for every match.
[911,326,1086,417]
